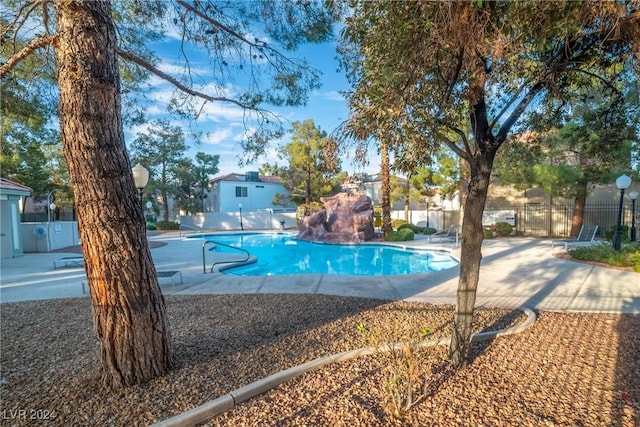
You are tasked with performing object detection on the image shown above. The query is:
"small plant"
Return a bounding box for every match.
[494,221,514,236]
[483,228,494,239]
[358,322,432,420]
[385,228,414,242]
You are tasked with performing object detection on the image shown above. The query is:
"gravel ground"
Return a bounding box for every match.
[0,294,638,426]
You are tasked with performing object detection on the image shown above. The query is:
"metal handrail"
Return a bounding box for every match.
[202,240,251,274]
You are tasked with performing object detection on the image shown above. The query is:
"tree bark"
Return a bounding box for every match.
[404,177,411,222]
[380,138,392,235]
[55,0,172,388]
[448,152,494,368]
[570,183,588,237]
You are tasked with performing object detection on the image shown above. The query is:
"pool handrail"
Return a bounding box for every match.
[202,240,251,274]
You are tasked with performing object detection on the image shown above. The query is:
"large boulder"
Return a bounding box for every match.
[297,193,375,242]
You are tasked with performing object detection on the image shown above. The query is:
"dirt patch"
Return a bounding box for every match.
[1,296,637,426]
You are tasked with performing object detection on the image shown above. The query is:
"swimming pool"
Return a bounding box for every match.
[197,233,458,276]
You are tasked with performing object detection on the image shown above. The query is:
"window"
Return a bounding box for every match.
[235,186,248,197]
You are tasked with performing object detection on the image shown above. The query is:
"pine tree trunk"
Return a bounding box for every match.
[570,181,588,237]
[404,178,410,222]
[449,153,493,368]
[55,0,172,388]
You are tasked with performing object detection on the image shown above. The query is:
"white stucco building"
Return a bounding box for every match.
[208,172,295,213]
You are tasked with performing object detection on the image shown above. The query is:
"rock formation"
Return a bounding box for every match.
[296,193,375,243]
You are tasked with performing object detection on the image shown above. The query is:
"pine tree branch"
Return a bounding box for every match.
[0,35,54,78]
[116,49,259,111]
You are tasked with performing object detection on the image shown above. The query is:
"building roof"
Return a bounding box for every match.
[209,173,283,184]
[0,178,33,195]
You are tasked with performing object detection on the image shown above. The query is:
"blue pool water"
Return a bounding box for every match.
[197,233,458,276]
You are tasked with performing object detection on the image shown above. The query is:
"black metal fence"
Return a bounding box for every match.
[484,201,637,238]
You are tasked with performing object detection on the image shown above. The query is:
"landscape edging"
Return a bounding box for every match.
[151,306,536,427]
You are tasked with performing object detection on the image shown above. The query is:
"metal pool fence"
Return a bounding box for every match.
[482,201,637,238]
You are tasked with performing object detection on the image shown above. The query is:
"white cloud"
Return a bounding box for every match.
[323,90,345,102]
[197,101,247,123]
[204,128,234,146]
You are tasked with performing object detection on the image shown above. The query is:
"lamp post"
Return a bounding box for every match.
[239,203,244,231]
[46,189,59,223]
[613,174,632,251]
[131,163,149,204]
[425,196,430,229]
[145,201,153,221]
[630,190,638,242]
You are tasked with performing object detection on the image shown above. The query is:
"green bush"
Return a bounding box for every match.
[494,221,514,236]
[422,227,437,235]
[483,228,494,239]
[605,225,630,243]
[569,242,640,272]
[398,223,421,233]
[392,219,408,230]
[385,228,415,242]
[155,221,180,230]
[397,223,436,235]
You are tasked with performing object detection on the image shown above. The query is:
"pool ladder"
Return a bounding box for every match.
[202,241,251,273]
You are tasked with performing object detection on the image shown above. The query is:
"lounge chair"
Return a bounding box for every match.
[428,225,459,243]
[53,256,85,269]
[551,225,599,250]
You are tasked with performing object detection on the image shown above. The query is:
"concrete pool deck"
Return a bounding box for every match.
[1,231,638,313]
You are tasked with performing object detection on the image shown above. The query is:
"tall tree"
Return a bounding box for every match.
[495,83,638,236]
[172,157,200,215]
[193,152,220,213]
[277,119,344,205]
[0,39,59,196]
[1,0,334,388]
[56,0,172,388]
[172,152,218,214]
[340,0,639,367]
[129,119,189,222]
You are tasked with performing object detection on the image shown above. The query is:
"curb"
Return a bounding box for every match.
[151,306,536,427]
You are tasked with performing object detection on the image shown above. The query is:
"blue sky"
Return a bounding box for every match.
[123,32,378,177]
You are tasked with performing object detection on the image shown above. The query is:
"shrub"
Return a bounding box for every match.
[392,219,407,230]
[605,225,630,243]
[483,228,494,239]
[494,221,514,237]
[397,223,436,235]
[385,228,414,242]
[155,221,180,230]
[358,322,433,420]
[398,223,422,233]
[569,242,640,272]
